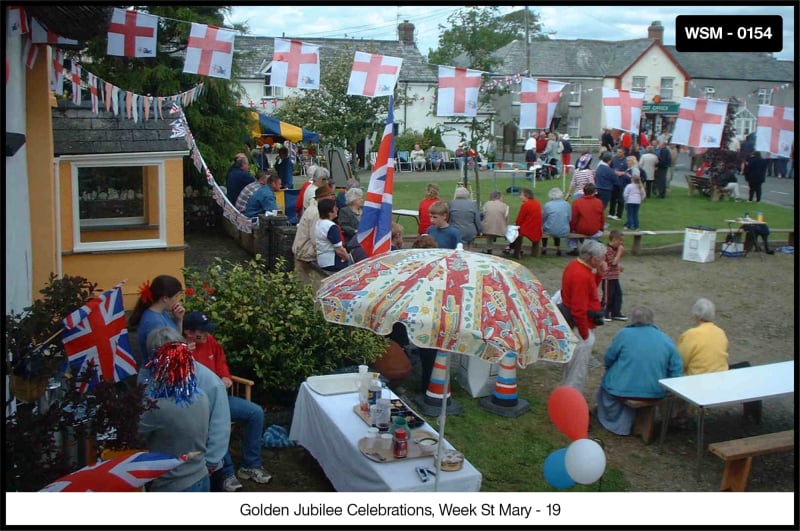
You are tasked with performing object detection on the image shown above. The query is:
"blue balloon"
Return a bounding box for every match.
[543,448,575,489]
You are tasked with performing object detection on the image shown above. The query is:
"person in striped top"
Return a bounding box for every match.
[565,152,595,201]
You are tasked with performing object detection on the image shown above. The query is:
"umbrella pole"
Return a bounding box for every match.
[434,351,449,491]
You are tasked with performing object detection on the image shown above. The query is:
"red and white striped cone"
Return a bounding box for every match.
[414,351,463,416]
[479,352,531,417]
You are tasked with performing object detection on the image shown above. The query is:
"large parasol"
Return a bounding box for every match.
[316,245,577,487]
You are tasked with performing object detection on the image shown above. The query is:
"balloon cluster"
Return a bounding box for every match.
[543,386,606,488]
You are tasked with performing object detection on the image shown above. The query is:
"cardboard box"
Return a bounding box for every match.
[456,355,499,398]
[682,227,716,263]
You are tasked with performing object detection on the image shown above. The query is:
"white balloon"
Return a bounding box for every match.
[564,438,606,484]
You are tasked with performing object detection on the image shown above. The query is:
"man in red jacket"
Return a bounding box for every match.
[183,311,272,491]
[508,188,542,259]
[560,239,607,391]
[567,183,605,255]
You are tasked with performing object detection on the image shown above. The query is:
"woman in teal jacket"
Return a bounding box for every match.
[596,306,683,435]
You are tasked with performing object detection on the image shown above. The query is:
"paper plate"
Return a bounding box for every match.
[306,373,360,395]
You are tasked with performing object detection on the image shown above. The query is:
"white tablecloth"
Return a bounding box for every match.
[289,382,482,492]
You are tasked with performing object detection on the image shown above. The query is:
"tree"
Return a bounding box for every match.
[428,7,546,205]
[272,43,390,151]
[427,7,543,71]
[79,6,254,185]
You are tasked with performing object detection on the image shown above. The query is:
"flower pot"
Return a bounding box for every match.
[10,375,48,403]
[371,341,412,388]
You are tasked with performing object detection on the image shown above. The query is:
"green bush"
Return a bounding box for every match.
[182,257,386,398]
[394,130,426,153]
[422,127,444,150]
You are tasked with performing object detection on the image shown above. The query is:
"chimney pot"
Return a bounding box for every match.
[647,20,664,42]
[398,20,415,45]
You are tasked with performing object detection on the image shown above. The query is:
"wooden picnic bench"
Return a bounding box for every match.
[708,430,794,491]
[685,174,732,202]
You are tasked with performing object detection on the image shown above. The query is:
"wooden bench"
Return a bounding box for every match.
[708,430,794,491]
[622,398,663,445]
[685,174,732,202]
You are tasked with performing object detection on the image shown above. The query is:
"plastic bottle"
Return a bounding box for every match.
[393,428,408,458]
[367,374,382,406]
[358,365,370,412]
[757,211,764,222]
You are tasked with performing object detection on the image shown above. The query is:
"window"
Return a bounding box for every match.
[659,77,674,101]
[757,88,772,105]
[67,153,168,252]
[263,65,284,98]
[734,109,755,139]
[567,116,581,138]
[704,86,715,98]
[632,76,646,91]
[568,82,581,106]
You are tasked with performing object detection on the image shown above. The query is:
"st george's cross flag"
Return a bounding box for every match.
[602,88,645,134]
[347,52,402,98]
[69,62,81,105]
[755,104,794,158]
[40,452,194,492]
[30,18,79,46]
[519,78,568,130]
[357,96,396,257]
[437,66,482,117]
[671,97,728,148]
[271,38,320,90]
[62,282,137,393]
[106,8,158,58]
[182,23,235,79]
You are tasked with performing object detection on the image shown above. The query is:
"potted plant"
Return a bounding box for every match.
[5,274,98,402]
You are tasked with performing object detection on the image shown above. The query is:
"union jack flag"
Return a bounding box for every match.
[357,95,395,257]
[40,452,191,492]
[62,282,137,393]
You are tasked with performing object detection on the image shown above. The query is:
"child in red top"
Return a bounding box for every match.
[601,230,627,321]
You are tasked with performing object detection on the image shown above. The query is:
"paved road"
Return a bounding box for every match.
[355,151,795,209]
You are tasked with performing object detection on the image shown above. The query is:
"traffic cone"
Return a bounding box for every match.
[479,352,530,417]
[414,351,463,416]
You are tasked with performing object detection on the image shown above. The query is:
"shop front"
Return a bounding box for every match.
[641,102,680,140]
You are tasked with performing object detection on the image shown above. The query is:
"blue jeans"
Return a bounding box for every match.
[625,203,640,230]
[183,474,211,492]
[222,395,264,477]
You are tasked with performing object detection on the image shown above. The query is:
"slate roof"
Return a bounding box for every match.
[52,100,188,156]
[491,38,795,83]
[663,46,794,82]
[234,35,438,83]
[490,38,654,78]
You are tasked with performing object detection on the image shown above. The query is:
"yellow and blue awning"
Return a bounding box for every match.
[249,112,320,144]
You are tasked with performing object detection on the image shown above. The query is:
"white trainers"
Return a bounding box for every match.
[223,474,243,491]
[608,215,619,220]
[238,466,272,484]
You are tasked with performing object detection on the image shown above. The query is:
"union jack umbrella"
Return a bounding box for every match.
[62,282,137,393]
[39,452,198,492]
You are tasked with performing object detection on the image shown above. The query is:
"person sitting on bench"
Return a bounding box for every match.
[596,306,683,436]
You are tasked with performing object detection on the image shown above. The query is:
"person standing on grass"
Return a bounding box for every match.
[743,151,768,202]
[560,239,607,392]
[594,151,617,213]
[654,140,671,198]
[601,230,627,322]
[426,201,462,249]
[638,146,658,198]
[608,148,628,220]
[623,174,646,231]
[183,312,272,492]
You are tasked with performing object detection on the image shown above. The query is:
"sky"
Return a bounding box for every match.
[227,4,795,62]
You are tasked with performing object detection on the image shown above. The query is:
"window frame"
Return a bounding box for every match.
[757,88,772,105]
[659,77,674,101]
[567,116,581,138]
[263,63,285,99]
[568,82,582,106]
[734,108,756,139]
[632,76,647,92]
[64,152,172,253]
[704,86,716,98]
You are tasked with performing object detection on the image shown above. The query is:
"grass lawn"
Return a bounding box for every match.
[391,177,794,249]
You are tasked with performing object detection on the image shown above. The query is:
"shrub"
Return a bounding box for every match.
[182,257,386,400]
[422,127,444,150]
[394,131,426,153]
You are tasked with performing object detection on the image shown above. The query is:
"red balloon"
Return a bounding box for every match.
[547,386,589,440]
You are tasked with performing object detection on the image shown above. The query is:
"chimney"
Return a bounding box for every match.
[647,20,664,42]
[397,20,415,45]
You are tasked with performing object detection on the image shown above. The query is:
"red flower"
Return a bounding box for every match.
[184,288,195,296]
[202,284,216,296]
